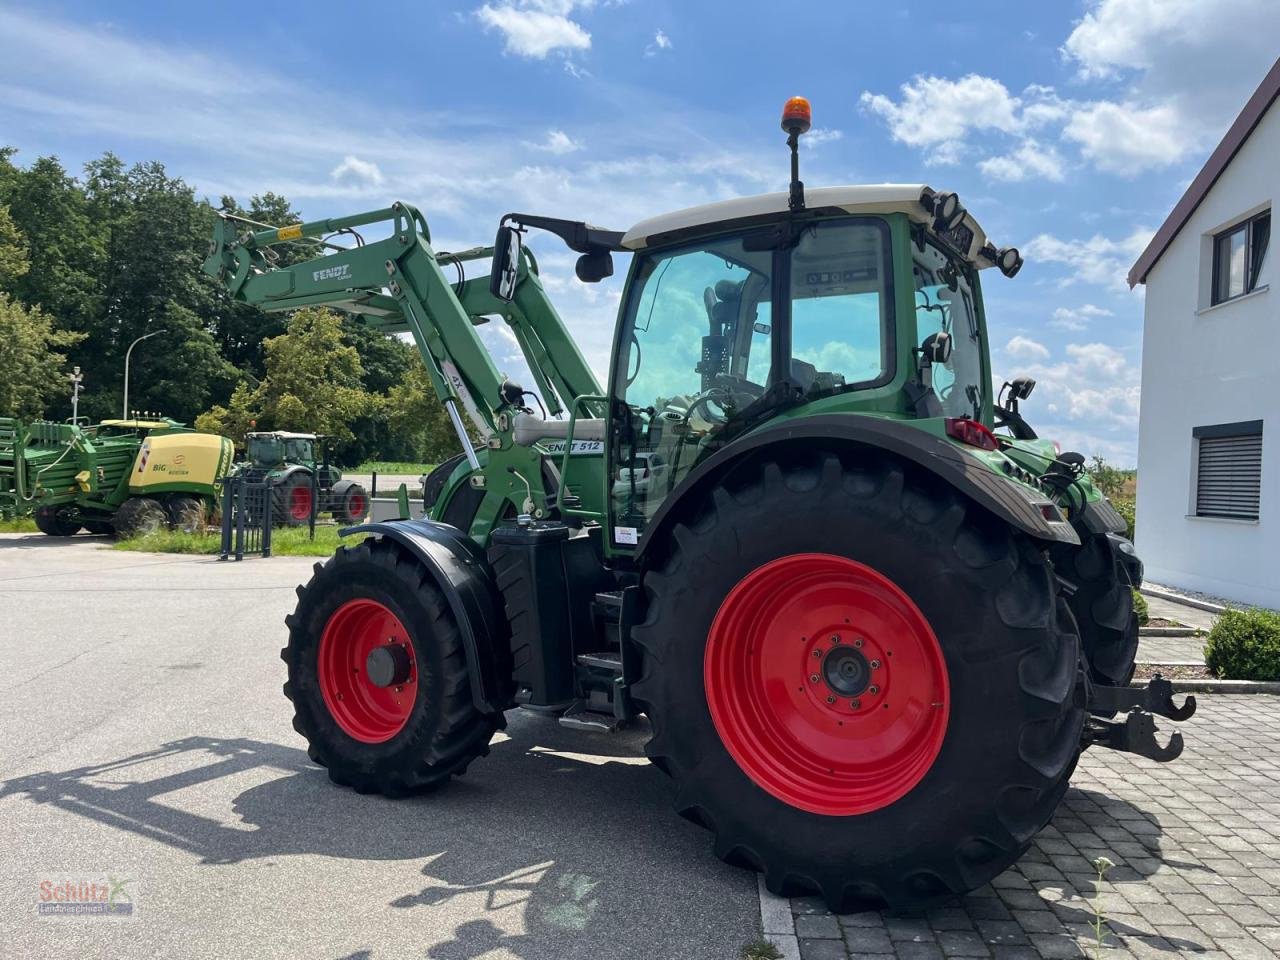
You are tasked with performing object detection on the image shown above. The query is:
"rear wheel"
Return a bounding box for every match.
[334,483,369,523]
[1051,533,1138,689]
[273,474,314,527]
[113,497,168,539]
[633,451,1084,912]
[34,506,81,537]
[283,538,502,795]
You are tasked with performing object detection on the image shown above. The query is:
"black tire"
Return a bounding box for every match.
[1050,533,1138,688]
[272,473,314,527]
[283,537,503,795]
[167,495,207,534]
[113,497,168,539]
[332,482,369,523]
[34,506,82,537]
[633,450,1085,913]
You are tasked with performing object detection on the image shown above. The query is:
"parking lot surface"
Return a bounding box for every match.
[0,534,757,960]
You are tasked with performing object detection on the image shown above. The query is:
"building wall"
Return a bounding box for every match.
[1136,105,1277,608]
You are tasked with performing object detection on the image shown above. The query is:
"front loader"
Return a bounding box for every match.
[203,97,1192,912]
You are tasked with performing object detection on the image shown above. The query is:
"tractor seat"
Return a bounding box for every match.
[512,412,606,447]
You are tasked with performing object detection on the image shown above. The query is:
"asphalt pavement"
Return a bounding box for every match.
[0,533,757,960]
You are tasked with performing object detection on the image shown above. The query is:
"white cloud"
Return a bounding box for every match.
[644,29,672,56]
[1062,100,1187,175]
[802,127,844,149]
[1050,304,1113,331]
[1005,335,1051,361]
[1023,227,1154,288]
[476,1,592,59]
[860,74,1023,148]
[329,155,384,187]
[526,129,582,154]
[978,139,1065,182]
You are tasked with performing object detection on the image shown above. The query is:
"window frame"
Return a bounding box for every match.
[1211,210,1270,305]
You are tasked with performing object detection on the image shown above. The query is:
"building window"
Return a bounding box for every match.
[1194,420,1263,521]
[1212,211,1269,304]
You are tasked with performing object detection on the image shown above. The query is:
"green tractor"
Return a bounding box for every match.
[204,98,1192,912]
[0,416,233,537]
[231,431,368,526]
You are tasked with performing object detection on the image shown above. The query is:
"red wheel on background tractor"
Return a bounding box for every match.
[272,474,314,527]
[334,483,369,523]
[634,450,1084,913]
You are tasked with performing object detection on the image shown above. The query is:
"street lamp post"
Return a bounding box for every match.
[68,366,84,423]
[122,329,166,420]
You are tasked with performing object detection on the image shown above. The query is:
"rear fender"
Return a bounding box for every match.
[341,519,514,714]
[636,415,1080,566]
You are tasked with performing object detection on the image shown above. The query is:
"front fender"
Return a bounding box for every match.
[341,518,514,713]
[636,415,1079,566]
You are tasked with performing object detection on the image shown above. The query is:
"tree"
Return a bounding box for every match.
[0,204,29,287]
[383,361,462,463]
[0,294,85,419]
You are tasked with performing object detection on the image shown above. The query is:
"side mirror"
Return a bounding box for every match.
[575,248,614,283]
[490,224,522,302]
[921,331,953,365]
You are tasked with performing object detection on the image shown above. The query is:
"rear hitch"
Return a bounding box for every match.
[1089,673,1197,721]
[1083,674,1195,763]
[1084,710,1184,762]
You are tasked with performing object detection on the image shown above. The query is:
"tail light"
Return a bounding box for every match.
[945,417,1000,452]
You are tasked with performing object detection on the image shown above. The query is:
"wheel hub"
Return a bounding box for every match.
[317,598,416,743]
[704,552,950,816]
[822,645,870,698]
[366,643,412,688]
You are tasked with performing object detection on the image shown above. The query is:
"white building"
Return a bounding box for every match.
[1129,58,1278,608]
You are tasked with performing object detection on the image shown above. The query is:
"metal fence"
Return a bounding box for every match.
[218,476,273,560]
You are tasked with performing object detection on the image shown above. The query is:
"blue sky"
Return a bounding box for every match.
[2,0,1277,465]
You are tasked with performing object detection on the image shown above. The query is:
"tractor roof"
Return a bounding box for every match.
[621,184,1003,270]
[248,431,316,440]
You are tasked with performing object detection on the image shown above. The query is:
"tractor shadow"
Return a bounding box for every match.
[0,532,113,551]
[0,714,755,960]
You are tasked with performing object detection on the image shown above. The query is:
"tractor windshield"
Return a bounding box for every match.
[611,217,893,535]
[248,436,283,466]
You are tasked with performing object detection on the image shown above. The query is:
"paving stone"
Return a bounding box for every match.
[936,929,990,957]
[885,917,935,942]
[895,944,945,960]
[797,938,847,960]
[1025,935,1084,958]
[794,914,841,940]
[841,927,892,954]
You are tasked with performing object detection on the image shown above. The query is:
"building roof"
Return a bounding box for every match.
[1128,57,1280,288]
[621,184,998,268]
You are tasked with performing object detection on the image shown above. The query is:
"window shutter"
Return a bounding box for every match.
[1196,433,1263,520]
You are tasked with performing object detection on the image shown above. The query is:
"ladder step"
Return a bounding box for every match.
[558,701,624,733]
[576,652,622,672]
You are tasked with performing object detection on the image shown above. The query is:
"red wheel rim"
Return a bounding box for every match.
[704,553,949,815]
[348,493,366,519]
[290,485,312,521]
[318,598,416,743]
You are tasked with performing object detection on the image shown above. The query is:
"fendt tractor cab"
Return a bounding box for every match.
[233,431,367,525]
[204,98,1192,912]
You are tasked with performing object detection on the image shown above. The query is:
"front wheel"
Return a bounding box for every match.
[283,538,502,795]
[113,497,168,539]
[633,451,1084,912]
[34,506,82,537]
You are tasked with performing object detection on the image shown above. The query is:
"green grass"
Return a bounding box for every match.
[0,516,38,533]
[352,461,435,475]
[113,524,347,557]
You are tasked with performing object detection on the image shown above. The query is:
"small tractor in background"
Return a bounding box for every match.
[0,416,233,537]
[230,431,368,525]
[204,97,1193,912]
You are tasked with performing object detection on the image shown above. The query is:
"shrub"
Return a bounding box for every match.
[1132,590,1149,627]
[1204,608,1280,681]
[1111,495,1136,542]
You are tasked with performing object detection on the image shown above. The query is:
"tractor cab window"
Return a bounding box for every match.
[284,438,315,463]
[613,235,774,532]
[249,436,283,466]
[790,220,892,392]
[914,241,984,421]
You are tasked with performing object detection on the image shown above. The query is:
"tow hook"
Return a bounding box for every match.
[1083,674,1197,762]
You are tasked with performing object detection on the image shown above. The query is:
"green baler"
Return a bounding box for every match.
[0,417,234,537]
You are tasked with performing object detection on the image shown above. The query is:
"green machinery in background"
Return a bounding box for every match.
[203,97,1192,913]
[0,416,233,537]
[230,431,368,526]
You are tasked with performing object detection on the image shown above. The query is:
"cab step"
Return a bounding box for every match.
[558,700,625,733]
